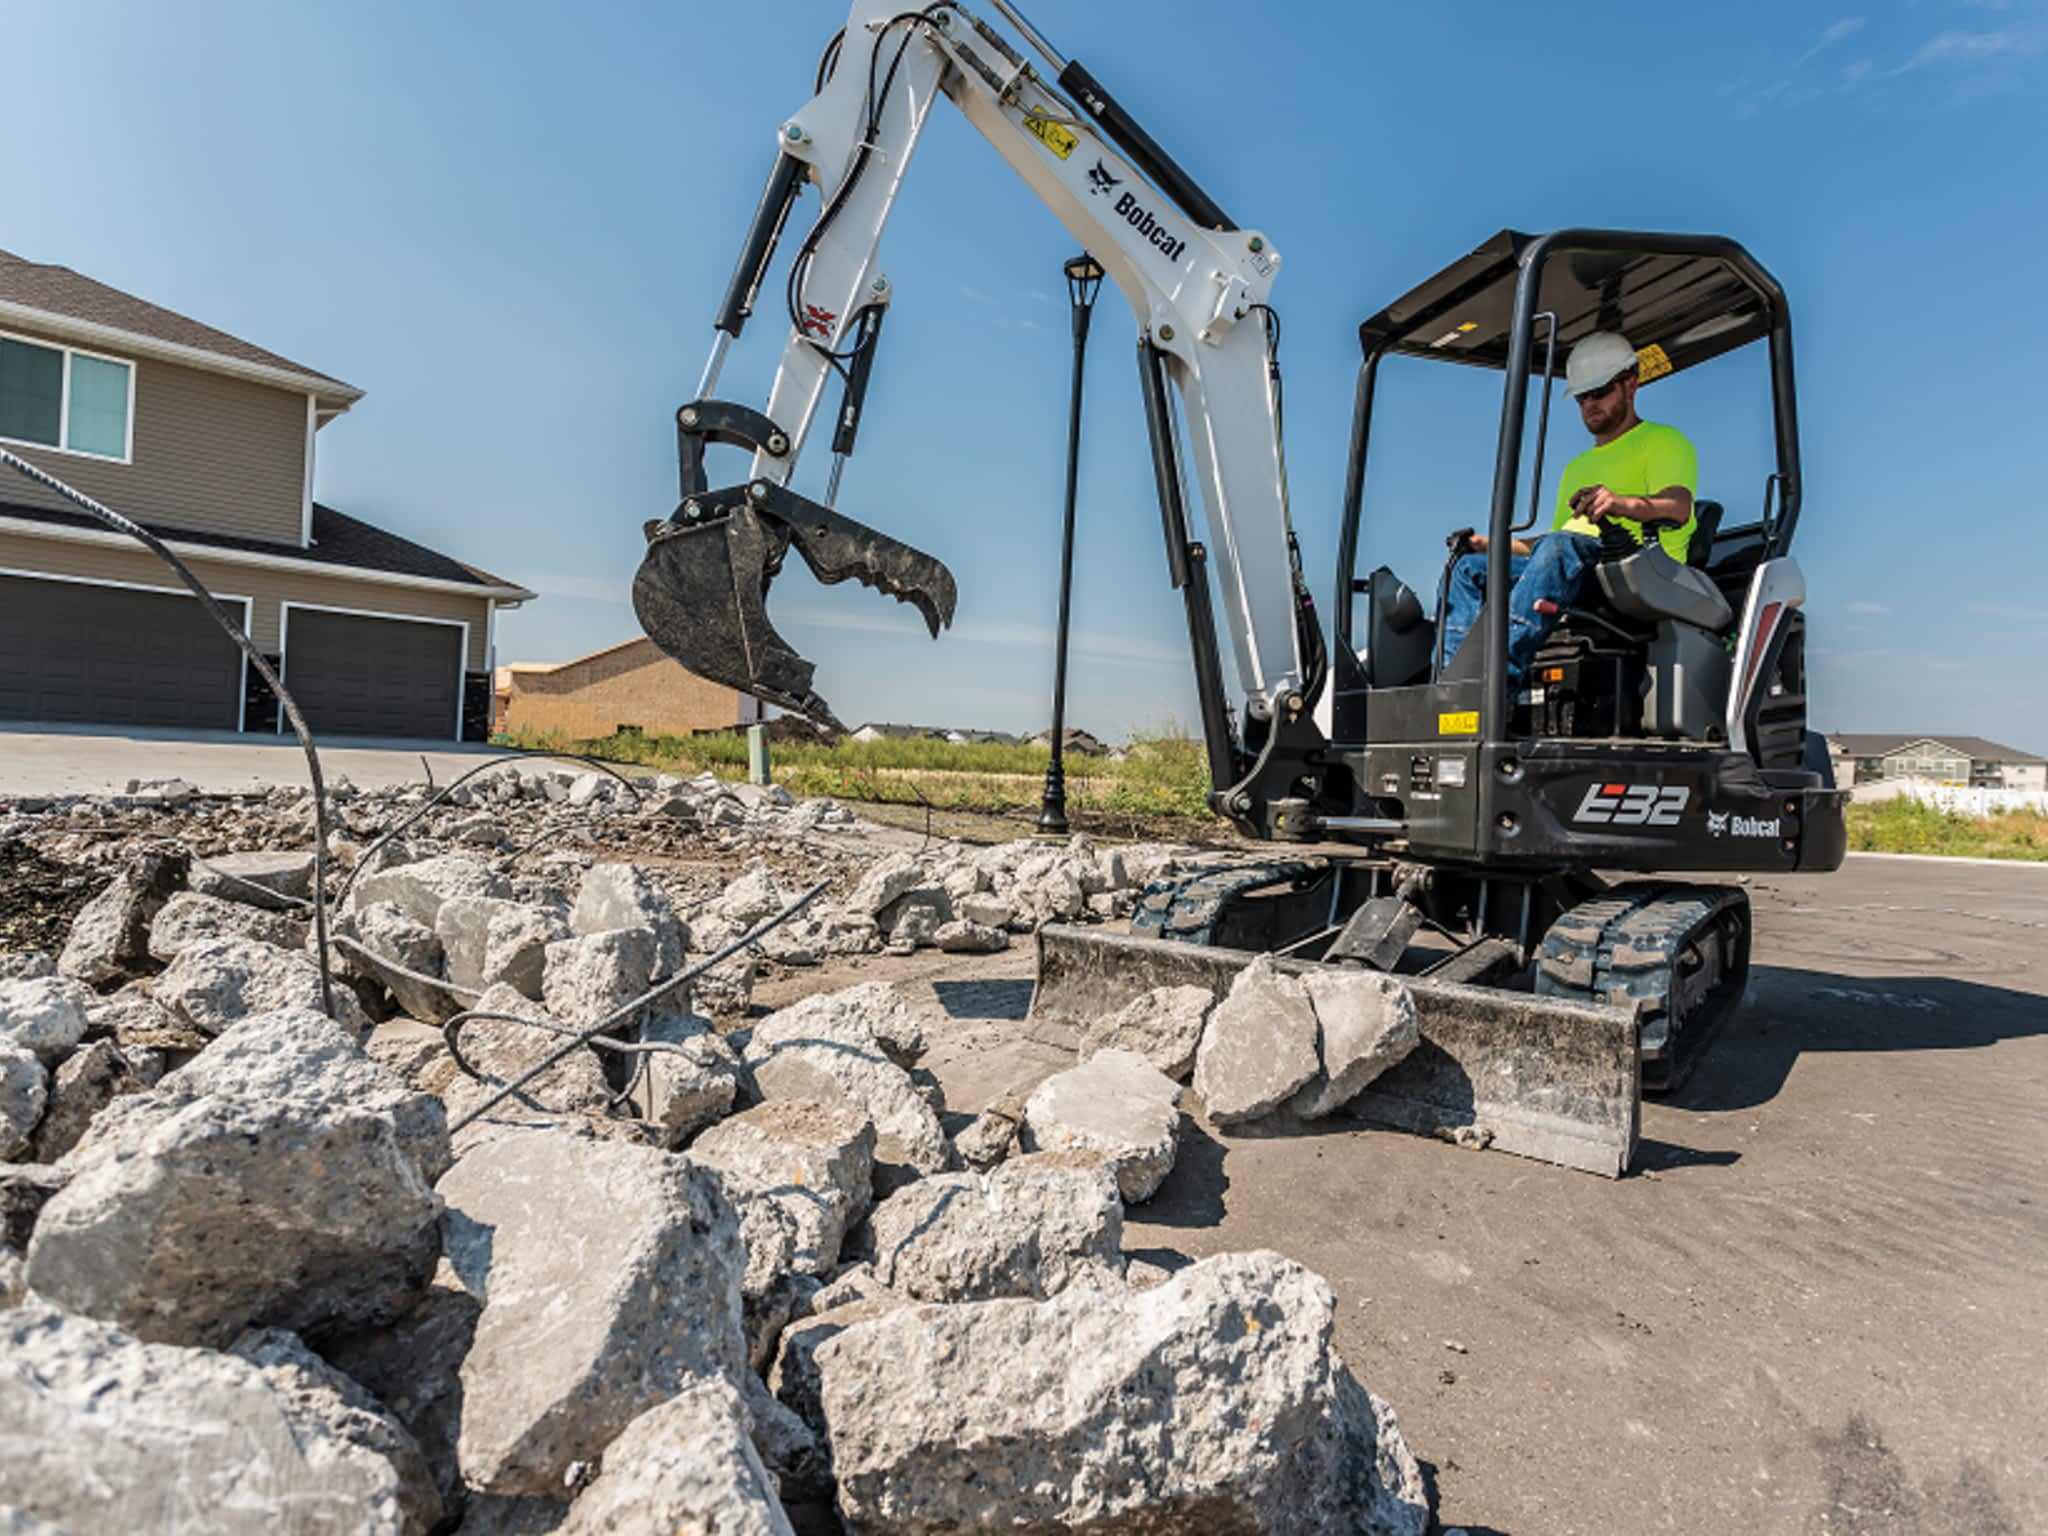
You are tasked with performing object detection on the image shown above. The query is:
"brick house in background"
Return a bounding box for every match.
[0,249,533,740]
[496,636,759,740]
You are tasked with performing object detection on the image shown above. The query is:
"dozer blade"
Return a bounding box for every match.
[634,480,957,732]
[1033,926,1642,1178]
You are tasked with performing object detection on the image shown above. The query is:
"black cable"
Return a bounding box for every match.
[815,28,845,92]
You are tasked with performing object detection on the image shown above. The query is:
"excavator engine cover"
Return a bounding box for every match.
[634,477,956,733]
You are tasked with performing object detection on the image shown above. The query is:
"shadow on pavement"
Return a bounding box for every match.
[1674,965,2048,1114]
[930,976,1033,1021]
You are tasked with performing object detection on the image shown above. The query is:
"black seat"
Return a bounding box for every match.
[1686,499,1723,569]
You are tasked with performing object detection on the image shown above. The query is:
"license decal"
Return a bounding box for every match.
[1573,782,1690,826]
[1024,111,1077,160]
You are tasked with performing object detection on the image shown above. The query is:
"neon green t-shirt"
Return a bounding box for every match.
[1551,419,1700,561]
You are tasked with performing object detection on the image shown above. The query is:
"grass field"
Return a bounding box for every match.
[1846,797,2048,861]
[496,725,1218,823]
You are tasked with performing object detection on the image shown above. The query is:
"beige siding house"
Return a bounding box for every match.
[0,249,533,738]
[496,637,758,741]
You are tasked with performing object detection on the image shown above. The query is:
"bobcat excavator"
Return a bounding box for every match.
[635,0,1849,1175]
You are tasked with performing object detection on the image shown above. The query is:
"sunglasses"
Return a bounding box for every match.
[1578,374,1631,401]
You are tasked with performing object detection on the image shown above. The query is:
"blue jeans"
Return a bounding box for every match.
[1440,532,1603,685]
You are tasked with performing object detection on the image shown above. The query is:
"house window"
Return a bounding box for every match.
[0,334,133,462]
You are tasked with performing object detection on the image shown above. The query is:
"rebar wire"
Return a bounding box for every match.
[444,877,829,1132]
[190,856,316,911]
[332,750,644,910]
[329,934,482,1002]
[0,446,339,1018]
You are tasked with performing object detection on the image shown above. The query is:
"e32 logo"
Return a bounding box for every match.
[1572,782,1690,827]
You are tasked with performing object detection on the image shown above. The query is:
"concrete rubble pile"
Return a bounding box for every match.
[0,774,1438,1534]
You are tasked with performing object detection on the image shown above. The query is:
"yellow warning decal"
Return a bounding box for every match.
[1635,342,1673,383]
[1023,111,1077,160]
[1438,711,1479,736]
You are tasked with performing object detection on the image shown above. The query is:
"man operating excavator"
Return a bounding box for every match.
[1440,330,1698,683]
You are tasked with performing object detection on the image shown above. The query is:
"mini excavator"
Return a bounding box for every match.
[636,0,1848,1175]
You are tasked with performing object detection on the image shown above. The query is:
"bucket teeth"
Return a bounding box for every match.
[632,481,955,732]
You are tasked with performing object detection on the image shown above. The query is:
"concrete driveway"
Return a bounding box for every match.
[0,723,514,797]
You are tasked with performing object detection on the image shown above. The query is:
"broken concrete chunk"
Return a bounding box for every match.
[542,926,657,1028]
[0,1042,48,1161]
[878,888,953,949]
[1076,982,1213,1081]
[771,1294,912,1447]
[230,1327,445,1536]
[26,1039,145,1163]
[744,986,948,1177]
[638,1007,742,1147]
[445,982,613,1119]
[353,853,511,929]
[26,1007,449,1347]
[1194,953,1322,1125]
[1023,1048,1184,1203]
[956,891,1013,929]
[0,1245,22,1309]
[190,849,316,910]
[561,1377,796,1536]
[934,918,1010,954]
[847,852,922,916]
[815,1250,1429,1536]
[154,936,371,1040]
[0,974,93,1066]
[0,1303,432,1536]
[0,951,56,981]
[339,900,464,1024]
[690,1098,877,1278]
[57,849,186,987]
[147,890,306,962]
[437,1127,747,1498]
[1291,969,1422,1119]
[867,1154,1124,1303]
[321,1277,482,1525]
[953,1091,1025,1172]
[572,863,686,977]
[438,896,568,998]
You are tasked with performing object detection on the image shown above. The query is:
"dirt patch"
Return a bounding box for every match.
[0,840,108,955]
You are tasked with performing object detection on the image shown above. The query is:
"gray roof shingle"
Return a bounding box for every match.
[1828,733,2045,764]
[0,249,353,393]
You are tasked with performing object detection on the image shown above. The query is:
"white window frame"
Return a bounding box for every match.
[0,329,138,465]
[0,565,251,730]
[277,600,471,740]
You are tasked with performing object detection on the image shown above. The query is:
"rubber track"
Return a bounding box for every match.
[1536,882,1751,1091]
[1131,860,1323,947]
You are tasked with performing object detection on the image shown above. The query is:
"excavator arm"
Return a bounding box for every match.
[636,0,1314,762]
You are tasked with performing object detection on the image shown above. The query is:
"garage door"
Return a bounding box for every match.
[283,607,462,738]
[0,574,244,729]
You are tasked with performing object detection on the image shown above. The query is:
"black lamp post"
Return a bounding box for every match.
[1037,253,1105,837]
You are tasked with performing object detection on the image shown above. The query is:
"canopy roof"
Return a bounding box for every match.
[1358,229,1780,381]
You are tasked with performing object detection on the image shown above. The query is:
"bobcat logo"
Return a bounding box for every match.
[1087,159,1120,196]
[1707,810,1730,836]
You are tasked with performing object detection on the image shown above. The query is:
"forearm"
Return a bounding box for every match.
[1619,487,1693,525]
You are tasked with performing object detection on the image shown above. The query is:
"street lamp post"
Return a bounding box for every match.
[1037,253,1105,837]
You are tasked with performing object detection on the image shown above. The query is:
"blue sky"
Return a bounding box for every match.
[6,1,2046,748]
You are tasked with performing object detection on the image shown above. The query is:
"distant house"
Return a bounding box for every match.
[1826,734,2048,791]
[496,636,759,740]
[1032,726,1108,755]
[850,722,947,743]
[0,248,532,739]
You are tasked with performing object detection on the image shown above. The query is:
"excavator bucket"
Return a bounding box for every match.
[1032,926,1642,1177]
[633,480,957,732]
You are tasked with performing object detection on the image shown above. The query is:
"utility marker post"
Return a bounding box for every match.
[747,723,770,785]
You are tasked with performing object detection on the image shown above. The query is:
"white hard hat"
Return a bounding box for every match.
[1565,331,1639,398]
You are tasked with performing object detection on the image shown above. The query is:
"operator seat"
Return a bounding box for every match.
[1561,498,1734,738]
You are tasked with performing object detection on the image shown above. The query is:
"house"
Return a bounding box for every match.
[850,722,950,743]
[496,637,759,740]
[1826,734,2048,791]
[1032,726,1108,755]
[0,249,532,739]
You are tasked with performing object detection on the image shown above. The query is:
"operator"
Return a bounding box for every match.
[1439,330,1698,683]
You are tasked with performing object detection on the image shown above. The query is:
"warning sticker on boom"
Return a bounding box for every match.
[1437,711,1479,735]
[1023,111,1077,160]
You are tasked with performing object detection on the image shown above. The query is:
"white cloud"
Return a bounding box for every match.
[1800,16,1868,66]
[1897,24,2048,72]
[1844,600,1890,614]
